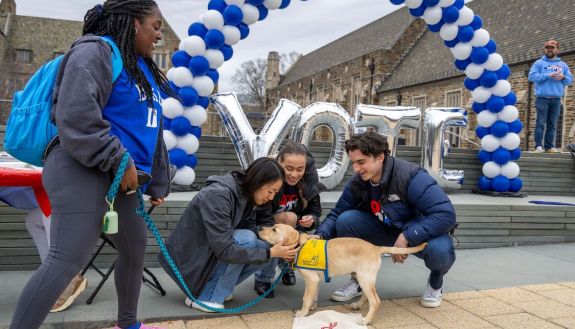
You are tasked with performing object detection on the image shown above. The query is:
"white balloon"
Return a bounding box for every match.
[182,36,206,57]
[500,133,521,150]
[439,0,456,7]
[205,49,225,69]
[176,133,200,154]
[482,161,501,178]
[491,79,512,97]
[162,97,185,119]
[477,110,498,128]
[173,166,196,185]
[484,53,504,71]
[455,6,474,26]
[501,162,520,179]
[178,39,186,51]
[498,105,519,123]
[225,0,244,5]
[423,6,443,25]
[202,10,224,30]
[163,130,177,150]
[470,29,490,47]
[171,67,194,88]
[451,42,472,60]
[405,0,423,9]
[465,63,485,80]
[166,67,176,81]
[263,0,282,10]
[481,135,501,152]
[184,106,208,126]
[222,25,241,46]
[242,4,260,25]
[192,76,215,97]
[471,86,492,103]
[440,23,459,41]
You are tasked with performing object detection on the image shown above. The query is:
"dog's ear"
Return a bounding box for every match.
[287,228,299,245]
[299,232,310,245]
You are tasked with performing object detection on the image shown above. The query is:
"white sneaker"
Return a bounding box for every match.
[421,284,443,308]
[224,294,233,302]
[535,146,544,153]
[330,277,362,302]
[185,297,224,313]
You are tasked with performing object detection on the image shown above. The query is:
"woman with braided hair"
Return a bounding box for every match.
[10,1,174,328]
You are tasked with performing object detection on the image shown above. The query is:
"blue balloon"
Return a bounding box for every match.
[497,64,511,80]
[208,0,227,12]
[204,29,225,49]
[478,176,492,191]
[487,96,505,113]
[178,87,199,107]
[508,177,523,192]
[492,175,510,192]
[221,44,234,61]
[187,154,198,169]
[471,47,490,64]
[197,97,210,109]
[171,50,191,68]
[169,148,188,169]
[476,125,490,139]
[470,15,483,30]
[428,19,444,33]
[443,6,460,24]
[189,126,202,139]
[454,58,471,71]
[510,148,521,161]
[458,26,475,43]
[491,120,509,138]
[478,149,492,163]
[279,0,291,9]
[409,4,427,17]
[444,38,459,48]
[423,0,439,6]
[188,22,207,37]
[163,118,172,130]
[169,81,180,94]
[247,0,265,6]
[504,92,517,106]
[188,56,210,76]
[238,23,250,40]
[492,147,511,165]
[206,69,220,83]
[472,101,486,114]
[390,0,405,4]
[464,77,480,91]
[453,0,464,9]
[508,119,523,133]
[258,5,269,20]
[171,116,192,136]
[223,5,244,25]
[479,71,498,88]
[486,40,497,54]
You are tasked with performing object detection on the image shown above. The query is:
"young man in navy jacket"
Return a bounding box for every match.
[314,131,456,308]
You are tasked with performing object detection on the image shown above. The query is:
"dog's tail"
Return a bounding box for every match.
[379,242,427,255]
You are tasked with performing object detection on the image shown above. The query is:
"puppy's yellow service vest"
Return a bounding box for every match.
[294,239,330,282]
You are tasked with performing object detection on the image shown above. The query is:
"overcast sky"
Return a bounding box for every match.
[15,0,401,91]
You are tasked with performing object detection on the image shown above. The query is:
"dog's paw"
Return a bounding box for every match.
[295,310,309,317]
[358,318,371,326]
[348,302,361,310]
[310,302,318,311]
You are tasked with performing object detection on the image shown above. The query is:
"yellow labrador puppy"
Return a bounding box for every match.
[259,224,427,325]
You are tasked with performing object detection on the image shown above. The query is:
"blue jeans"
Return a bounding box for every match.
[255,258,289,283]
[534,97,562,149]
[334,210,455,290]
[198,230,270,304]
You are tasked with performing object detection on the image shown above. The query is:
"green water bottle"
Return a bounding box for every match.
[103,199,118,234]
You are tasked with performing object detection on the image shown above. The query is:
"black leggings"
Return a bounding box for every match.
[10,145,148,329]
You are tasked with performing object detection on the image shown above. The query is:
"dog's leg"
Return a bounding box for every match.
[295,271,320,317]
[355,274,380,325]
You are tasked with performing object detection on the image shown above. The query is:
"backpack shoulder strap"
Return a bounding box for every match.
[99,36,123,82]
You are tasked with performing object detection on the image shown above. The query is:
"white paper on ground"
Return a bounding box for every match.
[291,310,368,329]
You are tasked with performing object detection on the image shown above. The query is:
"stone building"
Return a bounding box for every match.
[266,0,575,150]
[0,0,180,123]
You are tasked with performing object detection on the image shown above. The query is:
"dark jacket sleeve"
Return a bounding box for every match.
[254,202,275,229]
[402,170,456,245]
[315,179,359,240]
[201,190,269,265]
[145,120,171,199]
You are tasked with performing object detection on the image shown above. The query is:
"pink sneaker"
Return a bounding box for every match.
[113,324,165,329]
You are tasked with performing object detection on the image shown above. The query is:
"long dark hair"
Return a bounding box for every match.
[235,157,285,202]
[278,140,309,209]
[83,0,176,105]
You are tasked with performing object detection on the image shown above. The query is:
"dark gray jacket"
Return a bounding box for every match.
[51,35,170,198]
[159,174,270,296]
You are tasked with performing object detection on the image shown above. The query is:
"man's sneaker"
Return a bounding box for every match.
[330,277,362,302]
[546,148,559,153]
[185,297,224,313]
[50,274,87,313]
[535,146,544,153]
[421,284,443,308]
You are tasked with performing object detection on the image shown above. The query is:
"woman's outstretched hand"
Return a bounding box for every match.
[270,240,299,261]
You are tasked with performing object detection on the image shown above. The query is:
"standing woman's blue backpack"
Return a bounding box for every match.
[4,36,123,167]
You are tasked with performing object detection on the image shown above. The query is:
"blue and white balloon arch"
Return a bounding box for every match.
[162,0,523,193]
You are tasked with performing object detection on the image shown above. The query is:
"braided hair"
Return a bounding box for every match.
[83,0,176,105]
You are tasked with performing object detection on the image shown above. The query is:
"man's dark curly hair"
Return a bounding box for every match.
[345,131,390,157]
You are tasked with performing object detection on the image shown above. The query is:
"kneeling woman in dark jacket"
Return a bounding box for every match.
[159,158,298,312]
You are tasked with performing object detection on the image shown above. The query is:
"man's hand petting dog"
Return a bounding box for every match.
[270,239,299,261]
[392,233,409,264]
